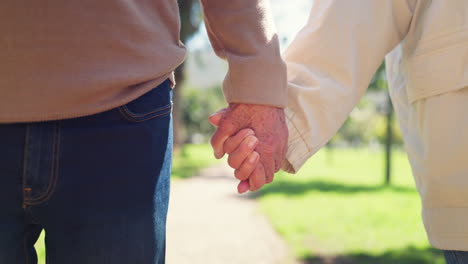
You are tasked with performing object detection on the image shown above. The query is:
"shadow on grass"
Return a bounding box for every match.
[302,246,444,264]
[258,179,415,198]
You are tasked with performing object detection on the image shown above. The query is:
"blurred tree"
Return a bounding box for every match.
[174,0,203,147]
[374,115,403,146]
[182,85,226,143]
[335,97,377,146]
[370,62,395,185]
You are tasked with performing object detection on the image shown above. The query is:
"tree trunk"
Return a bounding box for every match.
[173,0,201,148]
[384,94,394,185]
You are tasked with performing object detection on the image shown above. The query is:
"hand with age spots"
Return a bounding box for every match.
[209,103,288,193]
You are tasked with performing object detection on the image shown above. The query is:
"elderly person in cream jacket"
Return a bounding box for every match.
[211,0,468,262]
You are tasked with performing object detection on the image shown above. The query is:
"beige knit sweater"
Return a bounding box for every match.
[0,0,286,123]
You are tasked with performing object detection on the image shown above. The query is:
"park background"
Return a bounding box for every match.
[35,1,445,263]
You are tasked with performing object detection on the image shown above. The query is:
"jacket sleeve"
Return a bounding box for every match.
[282,0,416,173]
[199,0,287,108]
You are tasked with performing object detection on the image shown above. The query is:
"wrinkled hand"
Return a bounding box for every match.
[209,116,261,193]
[209,103,288,192]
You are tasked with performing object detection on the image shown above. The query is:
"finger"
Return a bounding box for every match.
[210,121,238,159]
[265,171,275,184]
[262,158,275,184]
[237,180,250,194]
[249,164,266,192]
[273,142,285,173]
[208,109,227,127]
[274,130,289,173]
[227,135,258,169]
[256,143,275,184]
[224,128,255,154]
[234,151,260,181]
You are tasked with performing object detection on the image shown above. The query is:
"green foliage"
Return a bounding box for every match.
[334,61,404,148]
[369,62,387,91]
[259,148,444,263]
[374,114,404,145]
[181,85,227,143]
[334,100,378,145]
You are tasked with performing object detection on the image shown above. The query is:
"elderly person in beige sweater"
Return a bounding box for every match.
[211,1,468,263]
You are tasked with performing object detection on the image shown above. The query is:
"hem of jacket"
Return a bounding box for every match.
[281,108,315,173]
[423,206,468,251]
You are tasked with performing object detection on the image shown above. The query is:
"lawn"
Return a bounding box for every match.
[33,143,218,264]
[258,147,445,264]
[171,143,220,179]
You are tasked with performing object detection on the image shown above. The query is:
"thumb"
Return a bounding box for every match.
[209,108,227,127]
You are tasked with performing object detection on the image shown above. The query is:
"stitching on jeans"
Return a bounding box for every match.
[447,251,461,264]
[22,124,31,208]
[119,107,172,123]
[24,123,57,202]
[25,122,61,204]
[26,122,61,205]
[455,251,462,264]
[121,102,172,118]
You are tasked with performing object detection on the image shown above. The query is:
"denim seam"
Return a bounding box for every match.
[23,233,29,264]
[24,123,56,202]
[22,125,31,208]
[121,102,172,118]
[25,122,61,205]
[119,107,172,123]
[452,251,461,264]
[25,207,41,225]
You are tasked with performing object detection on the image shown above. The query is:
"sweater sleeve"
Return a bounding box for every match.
[282,0,416,173]
[200,0,287,108]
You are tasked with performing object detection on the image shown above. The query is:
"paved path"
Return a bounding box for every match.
[166,163,296,264]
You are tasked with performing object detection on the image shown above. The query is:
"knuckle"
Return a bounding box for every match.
[257,142,275,156]
[224,140,235,154]
[210,133,223,148]
[235,170,249,181]
[237,128,253,139]
[239,139,255,153]
[220,122,237,135]
[228,156,240,169]
[263,168,274,182]
[239,163,254,180]
[255,175,266,187]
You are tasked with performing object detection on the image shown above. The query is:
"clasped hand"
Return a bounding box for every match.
[209,103,288,193]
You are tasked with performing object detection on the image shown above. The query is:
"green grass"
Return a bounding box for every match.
[258,147,445,264]
[35,232,46,264]
[171,143,220,179]
[34,143,217,263]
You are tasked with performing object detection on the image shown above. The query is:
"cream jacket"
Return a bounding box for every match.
[282,0,468,250]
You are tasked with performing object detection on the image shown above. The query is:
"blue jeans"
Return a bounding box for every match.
[0,80,173,264]
[445,250,468,264]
